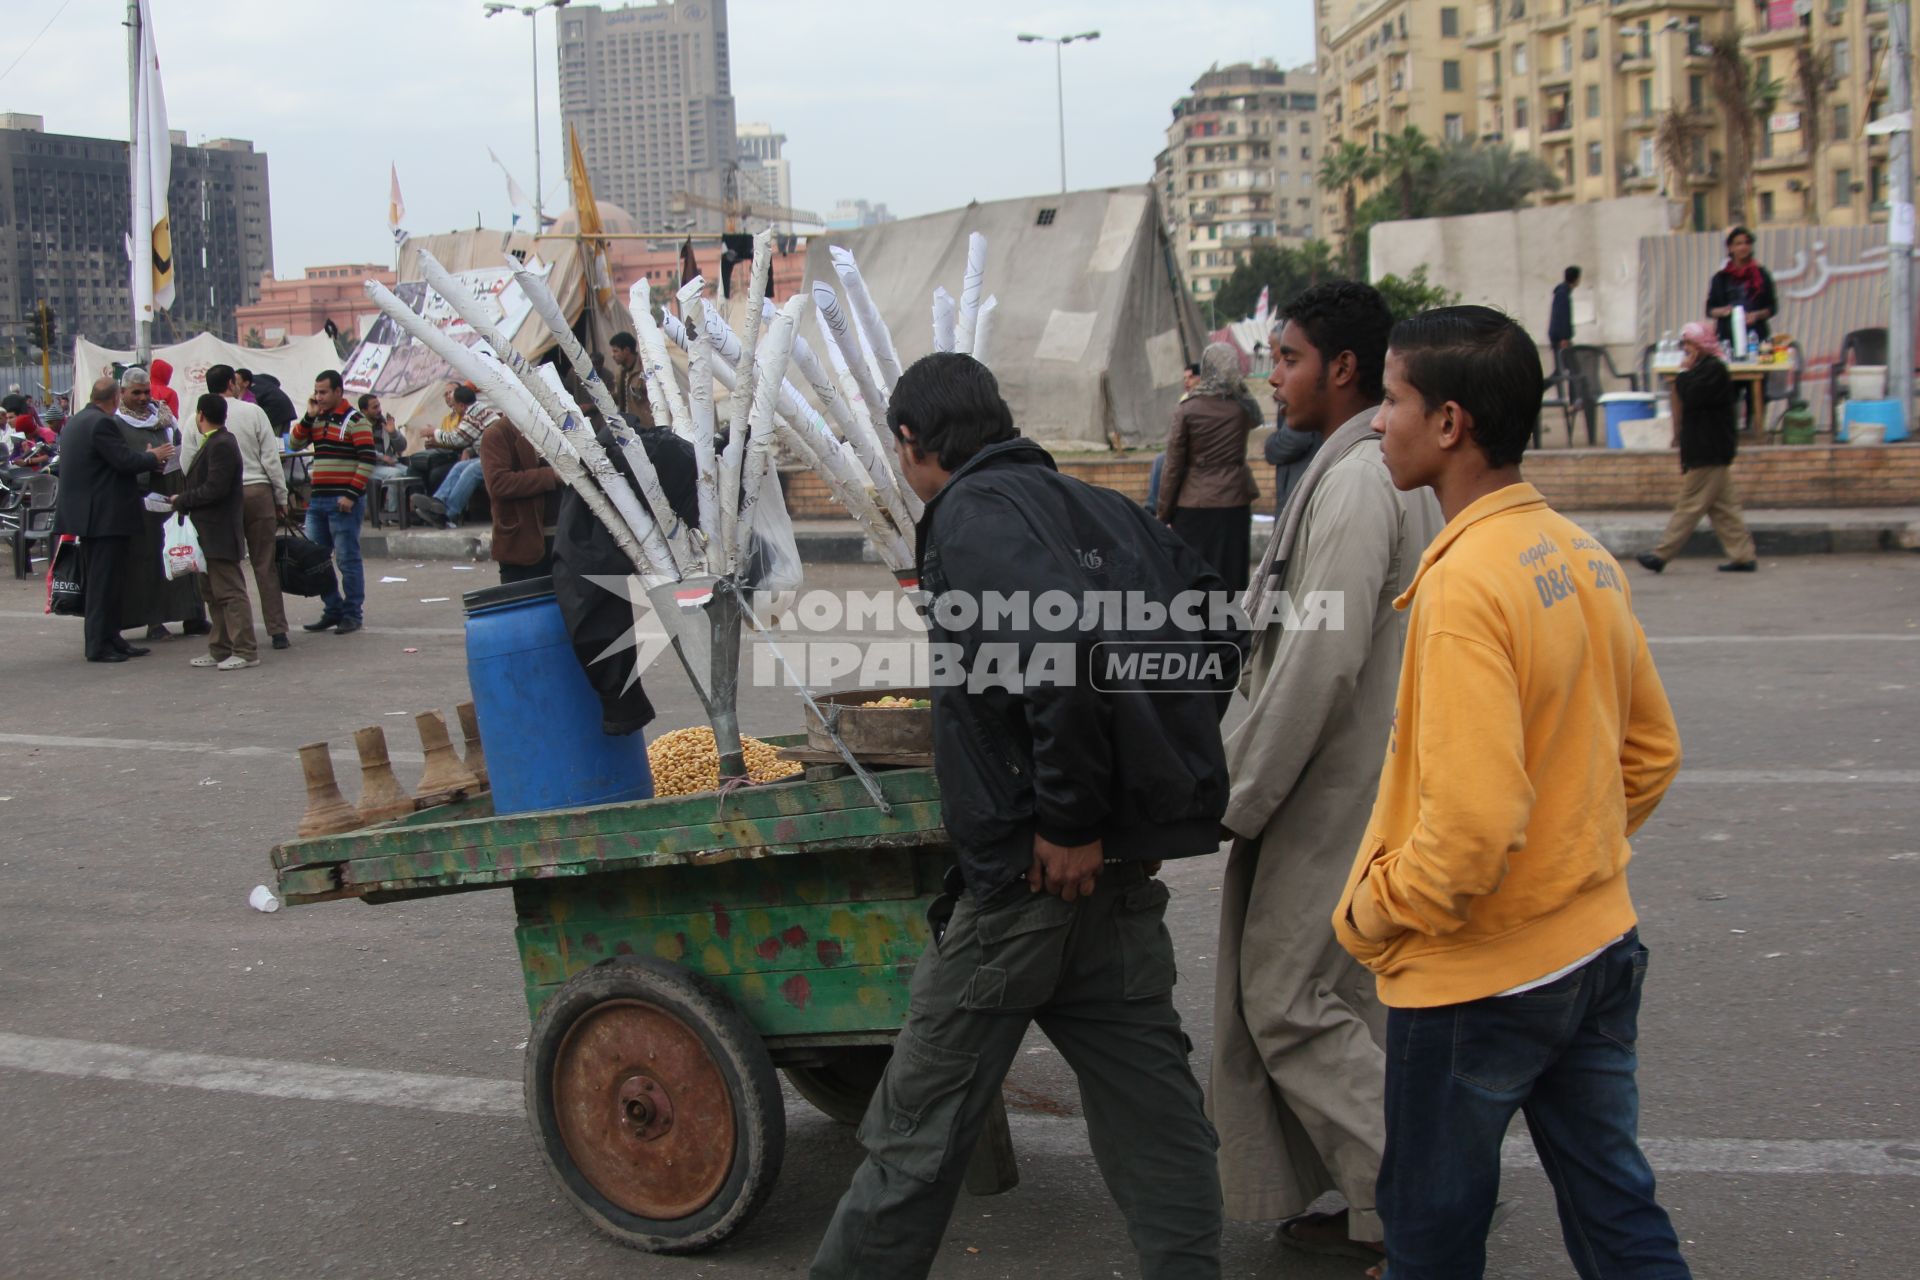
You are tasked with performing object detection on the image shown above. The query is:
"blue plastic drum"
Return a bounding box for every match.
[462,577,653,815]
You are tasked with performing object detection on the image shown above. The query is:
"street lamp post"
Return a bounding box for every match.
[485,0,570,228]
[1017,31,1100,194]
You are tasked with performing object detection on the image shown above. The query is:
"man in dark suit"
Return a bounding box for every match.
[54,377,176,662]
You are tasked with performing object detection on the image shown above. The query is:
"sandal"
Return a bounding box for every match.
[1276,1209,1385,1262]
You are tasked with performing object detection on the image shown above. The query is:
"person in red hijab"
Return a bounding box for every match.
[148,358,182,416]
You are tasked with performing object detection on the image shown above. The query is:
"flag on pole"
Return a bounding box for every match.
[566,124,613,308]
[130,0,174,317]
[388,164,408,246]
[1253,284,1271,331]
[487,148,534,215]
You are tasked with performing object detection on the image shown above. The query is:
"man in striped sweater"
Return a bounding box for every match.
[290,370,376,635]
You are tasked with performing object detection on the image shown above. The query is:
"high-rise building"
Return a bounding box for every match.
[1315,0,1914,245]
[735,122,795,227]
[1158,61,1320,302]
[823,199,894,230]
[0,114,272,354]
[557,0,737,235]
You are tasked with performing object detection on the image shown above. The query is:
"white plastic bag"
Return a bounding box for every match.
[162,513,206,580]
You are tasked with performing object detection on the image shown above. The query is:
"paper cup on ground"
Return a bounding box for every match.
[248,884,281,913]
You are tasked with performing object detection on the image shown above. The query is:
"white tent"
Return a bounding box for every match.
[802,186,1207,450]
[73,331,342,403]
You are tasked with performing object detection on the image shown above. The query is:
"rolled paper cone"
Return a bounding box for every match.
[830,245,904,390]
[297,742,361,838]
[955,232,988,355]
[665,310,907,568]
[364,280,673,579]
[971,295,999,369]
[630,280,687,434]
[455,702,488,789]
[413,710,480,805]
[354,726,415,824]
[932,287,957,352]
[684,315,724,575]
[508,263,696,578]
[814,283,923,522]
[734,295,808,571]
[720,230,775,564]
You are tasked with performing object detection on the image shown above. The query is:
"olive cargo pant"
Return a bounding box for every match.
[809,863,1222,1280]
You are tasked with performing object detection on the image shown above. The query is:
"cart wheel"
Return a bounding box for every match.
[783,1046,893,1125]
[525,956,784,1254]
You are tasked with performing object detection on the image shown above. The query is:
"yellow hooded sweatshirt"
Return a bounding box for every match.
[1332,483,1681,1007]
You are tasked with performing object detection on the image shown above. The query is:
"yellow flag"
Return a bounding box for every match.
[566,124,611,307]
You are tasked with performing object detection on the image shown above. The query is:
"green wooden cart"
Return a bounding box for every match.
[270,746,1011,1253]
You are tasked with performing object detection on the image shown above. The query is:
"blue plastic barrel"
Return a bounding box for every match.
[1600,393,1657,449]
[462,577,653,815]
[1839,398,1909,444]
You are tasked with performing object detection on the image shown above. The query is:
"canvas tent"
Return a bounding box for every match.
[74,331,342,404]
[336,225,625,432]
[801,186,1206,450]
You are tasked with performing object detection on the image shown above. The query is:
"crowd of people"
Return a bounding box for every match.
[808,288,1694,1280]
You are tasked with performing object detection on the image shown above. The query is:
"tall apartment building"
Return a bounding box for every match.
[1157,61,1320,302]
[557,0,737,235]
[0,114,272,353]
[1317,0,1914,246]
[735,122,795,226]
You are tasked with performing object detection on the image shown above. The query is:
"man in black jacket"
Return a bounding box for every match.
[54,377,176,662]
[811,354,1232,1280]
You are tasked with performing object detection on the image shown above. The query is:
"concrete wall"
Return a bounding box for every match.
[1369,196,1678,356]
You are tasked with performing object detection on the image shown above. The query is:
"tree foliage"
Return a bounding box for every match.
[1212,240,1341,320]
[1373,266,1461,323]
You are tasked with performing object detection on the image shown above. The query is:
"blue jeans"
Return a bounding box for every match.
[435,457,484,520]
[1379,932,1690,1280]
[305,496,365,623]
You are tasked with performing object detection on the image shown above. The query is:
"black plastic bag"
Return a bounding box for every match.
[275,526,337,598]
[45,535,83,616]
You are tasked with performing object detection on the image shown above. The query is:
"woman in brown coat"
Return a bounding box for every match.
[173,394,258,670]
[1156,342,1261,591]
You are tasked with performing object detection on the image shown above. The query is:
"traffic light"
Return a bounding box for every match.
[30,300,56,351]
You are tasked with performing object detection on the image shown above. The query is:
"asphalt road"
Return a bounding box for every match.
[1,551,1916,1279]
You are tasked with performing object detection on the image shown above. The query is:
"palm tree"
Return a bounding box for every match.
[1793,43,1831,222]
[1318,141,1378,275]
[1655,105,1708,200]
[1708,42,1780,225]
[1296,239,1339,286]
[1431,142,1561,215]
[1374,127,1442,220]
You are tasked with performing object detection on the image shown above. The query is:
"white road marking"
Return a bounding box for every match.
[0,610,461,638]
[1678,769,1920,785]
[2,1032,1915,1179]
[0,732,425,765]
[1647,632,1920,644]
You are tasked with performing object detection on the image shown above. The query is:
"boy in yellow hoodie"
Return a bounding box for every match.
[1334,307,1690,1280]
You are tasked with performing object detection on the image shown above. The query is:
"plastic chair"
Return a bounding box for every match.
[1539,363,1578,450]
[1825,327,1889,432]
[11,472,57,578]
[1560,345,1643,446]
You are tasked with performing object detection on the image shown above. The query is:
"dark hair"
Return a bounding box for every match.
[1564,266,1582,284]
[610,332,638,352]
[886,353,1016,472]
[1185,362,1201,377]
[1276,280,1393,399]
[452,385,478,407]
[196,393,228,426]
[1725,225,1755,247]
[205,363,235,396]
[357,393,379,413]
[1389,305,1541,470]
[235,368,253,383]
[315,369,343,391]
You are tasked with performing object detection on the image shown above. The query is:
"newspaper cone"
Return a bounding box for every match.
[955,233,988,355]
[630,280,691,436]
[814,282,923,521]
[733,295,808,572]
[829,245,903,390]
[683,304,724,575]
[932,287,957,352]
[720,230,775,562]
[971,295,1000,369]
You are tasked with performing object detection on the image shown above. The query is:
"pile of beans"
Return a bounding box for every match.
[647,726,803,797]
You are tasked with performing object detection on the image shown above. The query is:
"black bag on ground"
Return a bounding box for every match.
[45,534,83,616]
[275,526,337,598]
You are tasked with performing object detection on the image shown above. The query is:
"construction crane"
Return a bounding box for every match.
[670,183,822,235]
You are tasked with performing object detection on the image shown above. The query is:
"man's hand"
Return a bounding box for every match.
[275,504,288,519]
[335,496,354,514]
[148,442,176,464]
[1027,835,1102,901]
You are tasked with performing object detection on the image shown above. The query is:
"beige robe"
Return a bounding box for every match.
[1209,423,1441,1234]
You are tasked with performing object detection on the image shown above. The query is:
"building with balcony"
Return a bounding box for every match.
[1162,60,1319,302]
[1316,0,1916,240]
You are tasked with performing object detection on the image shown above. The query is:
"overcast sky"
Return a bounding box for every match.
[2,0,1314,272]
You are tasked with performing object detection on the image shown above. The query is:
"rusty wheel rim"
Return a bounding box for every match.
[551,998,736,1220]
